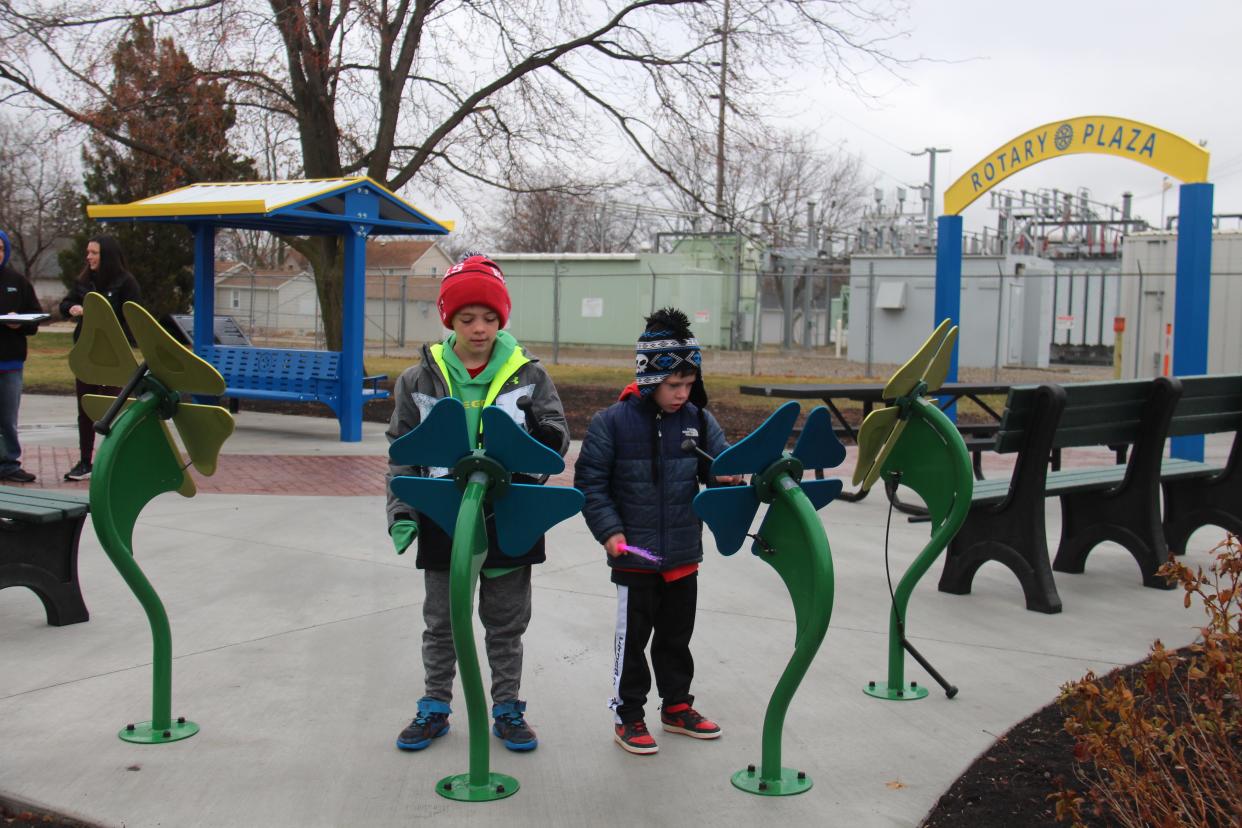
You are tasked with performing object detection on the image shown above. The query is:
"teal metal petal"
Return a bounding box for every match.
[791,407,846,471]
[492,483,585,557]
[480,407,564,476]
[797,477,844,511]
[389,476,462,538]
[389,398,471,468]
[711,401,800,476]
[692,485,760,556]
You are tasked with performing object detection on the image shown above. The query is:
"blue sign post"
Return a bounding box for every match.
[1171,182,1214,461]
[933,215,963,422]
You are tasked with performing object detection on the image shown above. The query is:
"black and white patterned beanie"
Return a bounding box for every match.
[635,307,708,408]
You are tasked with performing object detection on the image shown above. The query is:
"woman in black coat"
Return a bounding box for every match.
[58,235,141,481]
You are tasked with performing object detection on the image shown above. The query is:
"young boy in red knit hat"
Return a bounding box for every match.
[385,254,568,753]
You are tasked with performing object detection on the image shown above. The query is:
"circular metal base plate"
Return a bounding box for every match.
[731,766,812,796]
[863,681,929,701]
[435,772,519,802]
[118,719,199,744]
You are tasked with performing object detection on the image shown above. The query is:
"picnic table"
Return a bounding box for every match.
[738,382,1011,503]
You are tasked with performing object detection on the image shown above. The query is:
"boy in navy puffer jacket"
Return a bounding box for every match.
[574,308,737,755]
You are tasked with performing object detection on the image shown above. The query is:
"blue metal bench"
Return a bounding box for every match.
[0,486,91,625]
[197,346,389,417]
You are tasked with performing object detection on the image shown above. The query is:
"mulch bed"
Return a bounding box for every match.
[0,802,93,828]
[921,648,1213,828]
[922,696,1080,827]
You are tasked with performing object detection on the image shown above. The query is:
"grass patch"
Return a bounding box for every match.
[23,331,78,394]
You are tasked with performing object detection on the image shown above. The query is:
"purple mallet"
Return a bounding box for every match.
[619,543,662,564]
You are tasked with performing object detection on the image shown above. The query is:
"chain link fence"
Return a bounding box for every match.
[211,265,1241,379]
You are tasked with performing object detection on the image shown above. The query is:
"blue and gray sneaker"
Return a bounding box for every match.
[396,697,451,751]
[491,700,537,751]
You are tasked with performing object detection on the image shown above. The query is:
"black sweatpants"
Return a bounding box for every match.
[609,572,697,724]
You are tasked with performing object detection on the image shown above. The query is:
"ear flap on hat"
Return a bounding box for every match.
[690,373,708,409]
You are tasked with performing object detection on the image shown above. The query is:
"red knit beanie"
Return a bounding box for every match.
[437,254,511,327]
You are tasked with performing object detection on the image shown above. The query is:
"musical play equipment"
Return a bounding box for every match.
[388,398,583,801]
[853,320,971,701]
[68,292,235,743]
[692,401,845,796]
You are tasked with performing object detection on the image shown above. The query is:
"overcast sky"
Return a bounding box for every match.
[791,0,1241,233]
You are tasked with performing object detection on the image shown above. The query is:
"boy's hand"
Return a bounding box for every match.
[715,475,743,486]
[604,533,627,558]
[390,520,419,555]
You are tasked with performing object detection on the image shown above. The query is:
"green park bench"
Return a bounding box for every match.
[0,486,92,625]
[938,377,1185,614]
[1161,374,1242,554]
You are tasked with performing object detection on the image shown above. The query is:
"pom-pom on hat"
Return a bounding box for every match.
[636,307,707,408]
[437,253,511,327]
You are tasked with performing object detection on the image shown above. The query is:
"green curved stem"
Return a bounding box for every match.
[882,400,974,691]
[753,475,834,780]
[90,393,186,730]
[449,471,491,788]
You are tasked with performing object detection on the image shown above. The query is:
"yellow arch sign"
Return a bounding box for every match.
[943,116,1210,216]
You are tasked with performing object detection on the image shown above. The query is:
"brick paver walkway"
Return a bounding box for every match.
[15,444,580,495]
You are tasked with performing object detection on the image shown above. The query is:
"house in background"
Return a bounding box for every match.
[214,258,319,338]
[364,239,453,345]
[216,239,453,345]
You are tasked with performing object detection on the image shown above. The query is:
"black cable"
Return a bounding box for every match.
[883,469,958,699]
[883,471,906,636]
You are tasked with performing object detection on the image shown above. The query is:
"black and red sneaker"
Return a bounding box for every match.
[660,703,721,739]
[614,720,659,755]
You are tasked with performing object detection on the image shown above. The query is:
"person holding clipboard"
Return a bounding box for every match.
[0,229,47,483]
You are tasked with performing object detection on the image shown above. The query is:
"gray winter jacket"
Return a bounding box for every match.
[385,338,568,570]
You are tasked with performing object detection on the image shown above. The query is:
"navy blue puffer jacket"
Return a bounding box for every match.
[574,392,729,573]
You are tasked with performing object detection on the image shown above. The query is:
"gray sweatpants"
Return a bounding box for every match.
[422,566,532,705]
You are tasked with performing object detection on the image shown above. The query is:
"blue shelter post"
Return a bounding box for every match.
[193,225,216,355]
[341,188,377,442]
[934,215,963,421]
[1171,182,1214,461]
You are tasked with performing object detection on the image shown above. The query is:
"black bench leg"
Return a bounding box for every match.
[939,502,1063,614]
[1054,490,1175,590]
[0,516,90,626]
[1162,475,1242,557]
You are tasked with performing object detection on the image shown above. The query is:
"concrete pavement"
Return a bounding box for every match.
[0,394,1230,827]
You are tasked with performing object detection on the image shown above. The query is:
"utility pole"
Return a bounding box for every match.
[711,0,731,229]
[911,146,951,244]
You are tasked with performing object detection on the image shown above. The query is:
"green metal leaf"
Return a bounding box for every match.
[123,302,225,395]
[882,318,953,400]
[852,405,898,487]
[172,403,234,477]
[68,292,139,387]
[921,326,959,393]
[856,414,909,492]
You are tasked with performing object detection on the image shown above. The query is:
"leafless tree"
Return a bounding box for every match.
[0,116,81,281]
[0,0,907,348]
[661,125,873,245]
[489,168,677,253]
